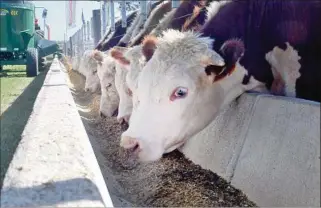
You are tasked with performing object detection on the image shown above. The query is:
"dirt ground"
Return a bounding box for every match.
[63,57,257,207]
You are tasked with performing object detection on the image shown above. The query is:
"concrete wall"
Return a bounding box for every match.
[0,58,114,207]
[180,93,320,207]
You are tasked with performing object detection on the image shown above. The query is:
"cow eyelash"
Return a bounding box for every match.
[170,87,188,101]
[127,87,133,97]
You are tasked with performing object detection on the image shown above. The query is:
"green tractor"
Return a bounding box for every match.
[0,0,60,77]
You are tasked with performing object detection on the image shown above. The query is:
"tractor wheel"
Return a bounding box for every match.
[38,56,46,71]
[26,48,39,77]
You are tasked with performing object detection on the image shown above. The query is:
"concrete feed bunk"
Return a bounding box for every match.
[1,57,319,207]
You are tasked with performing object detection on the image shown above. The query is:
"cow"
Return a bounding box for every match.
[110,0,215,125]
[91,50,119,118]
[128,1,173,47]
[72,50,101,93]
[149,0,210,37]
[119,0,167,47]
[110,0,218,125]
[95,11,138,51]
[119,0,321,163]
[96,1,163,51]
[109,45,146,124]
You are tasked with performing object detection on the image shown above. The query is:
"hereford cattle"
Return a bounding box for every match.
[96,1,163,51]
[91,50,119,117]
[111,1,215,125]
[95,11,138,51]
[110,45,146,124]
[149,0,210,37]
[73,50,101,93]
[120,0,321,163]
[128,1,172,47]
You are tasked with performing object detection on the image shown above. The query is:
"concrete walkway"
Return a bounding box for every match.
[180,93,320,207]
[0,58,113,207]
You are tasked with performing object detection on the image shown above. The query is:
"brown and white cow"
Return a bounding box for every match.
[119,0,321,163]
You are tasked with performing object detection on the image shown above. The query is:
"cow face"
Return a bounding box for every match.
[92,50,119,118]
[110,46,147,124]
[120,30,263,163]
[109,47,133,124]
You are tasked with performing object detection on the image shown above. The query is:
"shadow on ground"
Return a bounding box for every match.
[0,177,104,207]
[0,68,49,189]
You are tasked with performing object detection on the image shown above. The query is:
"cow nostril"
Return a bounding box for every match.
[131,143,139,152]
[100,112,106,118]
[120,120,129,131]
[112,109,118,117]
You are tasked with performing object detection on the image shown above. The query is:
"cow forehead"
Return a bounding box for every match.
[155,29,214,63]
[139,64,198,95]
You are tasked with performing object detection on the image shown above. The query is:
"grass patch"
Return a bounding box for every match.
[0,66,33,114]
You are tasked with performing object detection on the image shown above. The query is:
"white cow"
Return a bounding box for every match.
[119,30,265,162]
[91,50,119,117]
[109,45,146,124]
[76,50,101,93]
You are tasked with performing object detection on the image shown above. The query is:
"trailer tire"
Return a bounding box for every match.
[26,48,39,77]
[38,56,46,71]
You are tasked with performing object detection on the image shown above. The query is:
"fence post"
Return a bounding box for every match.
[101,1,107,36]
[92,9,102,47]
[140,1,147,21]
[110,0,115,32]
[172,0,180,8]
[87,21,90,41]
[121,1,127,28]
[69,36,73,57]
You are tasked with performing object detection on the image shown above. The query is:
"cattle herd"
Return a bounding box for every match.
[70,0,321,164]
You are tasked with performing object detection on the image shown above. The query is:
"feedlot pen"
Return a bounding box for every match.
[66,63,257,207]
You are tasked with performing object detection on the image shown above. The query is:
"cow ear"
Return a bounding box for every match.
[91,49,104,65]
[201,39,245,83]
[220,38,245,64]
[142,35,157,62]
[110,47,131,66]
[200,55,226,83]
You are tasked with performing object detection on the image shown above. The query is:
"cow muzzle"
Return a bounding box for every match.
[119,136,140,169]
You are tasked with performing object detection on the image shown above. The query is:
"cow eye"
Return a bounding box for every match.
[106,83,112,89]
[93,70,97,74]
[170,87,188,101]
[127,87,133,97]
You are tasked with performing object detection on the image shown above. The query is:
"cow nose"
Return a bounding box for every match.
[119,119,129,131]
[119,136,140,169]
[100,112,107,118]
[120,136,141,153]
[112,109,118,117]
[117,115,130,124]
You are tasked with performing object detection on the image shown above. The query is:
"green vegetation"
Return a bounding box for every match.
[0,65,34,114]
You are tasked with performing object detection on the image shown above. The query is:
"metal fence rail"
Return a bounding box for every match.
[64,1,180,59]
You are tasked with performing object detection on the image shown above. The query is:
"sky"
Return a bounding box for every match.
[33,1,120,41]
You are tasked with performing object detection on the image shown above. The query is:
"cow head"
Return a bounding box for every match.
[77,50,101,93]
[120,29,264,163]
[110,45,147,124]
[92,50,119,118]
